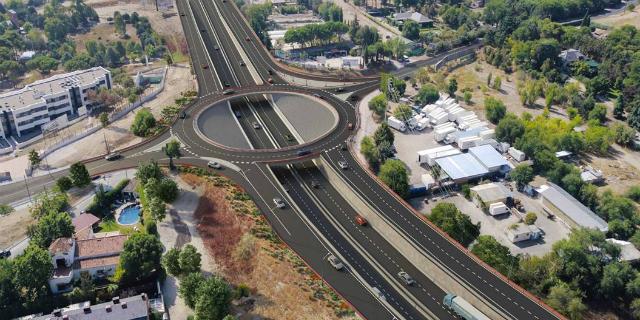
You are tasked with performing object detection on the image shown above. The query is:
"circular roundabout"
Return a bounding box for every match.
[176,85,357,163]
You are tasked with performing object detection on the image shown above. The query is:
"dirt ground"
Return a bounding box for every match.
[594,5,640,29]
[181,172,357,320]
[0,207,34,249]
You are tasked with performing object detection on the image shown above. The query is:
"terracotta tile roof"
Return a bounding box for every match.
[72,213,100,233]
[75,227,92,240]
[76,255,120,270]
[76,235,127,258]
[49,237,74,254]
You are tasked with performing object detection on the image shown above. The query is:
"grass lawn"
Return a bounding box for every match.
[97,218,138,235]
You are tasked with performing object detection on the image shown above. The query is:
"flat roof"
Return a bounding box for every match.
[469,145,509,169]
[539,183,608,232]
[435,153,489,181]
[471,183,511,203]
[0,67,109,111]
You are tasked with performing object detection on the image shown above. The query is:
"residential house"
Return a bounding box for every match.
[559,49,586,66]
[72,213,100,240]
[392,12,434,28]
[25,294,150,320]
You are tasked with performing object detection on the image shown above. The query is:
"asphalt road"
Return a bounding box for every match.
[0,0,564,319]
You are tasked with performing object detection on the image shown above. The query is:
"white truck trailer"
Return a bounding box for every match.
[443,294,490,320]
[417,145,455,163]
[435,126,458,142]
[387,116,406,132]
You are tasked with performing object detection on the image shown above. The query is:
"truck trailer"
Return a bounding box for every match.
[387,116,406,132]
[443,294,490,320]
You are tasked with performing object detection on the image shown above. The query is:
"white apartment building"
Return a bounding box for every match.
[0,66,111,141]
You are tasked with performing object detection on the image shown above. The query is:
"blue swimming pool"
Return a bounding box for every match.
[118,205,141,225]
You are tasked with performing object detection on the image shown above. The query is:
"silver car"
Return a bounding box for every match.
[207,161,222,169]
[398,271,415,285]
[338,161,348,169]
[327,254,344,270]
[273,198,286,209]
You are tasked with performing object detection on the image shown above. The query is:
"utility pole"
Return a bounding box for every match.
[23,174,32,203]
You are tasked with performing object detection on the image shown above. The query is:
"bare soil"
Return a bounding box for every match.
[184,172,357,320]
[594,6,640,29]
[0,207,34,249]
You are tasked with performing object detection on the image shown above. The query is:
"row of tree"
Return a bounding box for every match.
[283,21,348,48]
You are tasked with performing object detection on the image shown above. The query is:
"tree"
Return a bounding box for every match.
[447,78,458,97]
[393,104,413,122]
[584,124,613,154]
[524,212,538,225]
[99,112,109,128]
[415,84,439,105]
[69,162,91,187]
[378,159,409,198]
[545,282,586,320]
[612,123,636,147]
[29,211,74,248]
[118,233,164,283]
[0,259,21,318]
[13,245,52,302]
[28,149,41,168]
[588,103,607,124]
[631,299,640,319]
[30,188,69,218]
[428,203,480,247]
[194,276,232,320]
[162,247,181,276]
[165,139,181,170]
[510,165,534,190]
[136,160,162,185]
[613,95,625,119]
[179,244,202,275]
[147,196,166,222]
[484,97,506,124]
[373,123,394,146]
[179,272,205,309]
[114,11,126,35]
[496,114,525,144]
[402,20,420,40]
[471,235,519,277]
[360,136,380,169]
[131,108,156,137]
[368,93,387,117]
[492,76,502,90]
[26,55,58,74]
[600,262,635,300]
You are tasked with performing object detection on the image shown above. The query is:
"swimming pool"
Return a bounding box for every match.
[117,205,141,225]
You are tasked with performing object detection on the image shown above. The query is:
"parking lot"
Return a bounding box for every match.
[409,188,572,256]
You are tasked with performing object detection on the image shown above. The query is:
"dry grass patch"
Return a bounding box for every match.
[183,170,357,320]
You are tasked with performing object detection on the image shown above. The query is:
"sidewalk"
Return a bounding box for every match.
[158,174,219,319]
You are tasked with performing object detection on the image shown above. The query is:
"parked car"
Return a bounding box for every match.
[267,77,273,84]
[340,143,348,151]
[398,271,415,285]
[240,61,245,66]
[327,254,344,270]
[284,134,295,142]
[335,87,344,92]
[207,161,222,169]
[202,64,209,69]
[273,198,286,208]
[338,161,348,169]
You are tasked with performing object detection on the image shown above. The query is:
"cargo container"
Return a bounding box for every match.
[417,145,455,163]
[508,147,526,161]
[443,294,490,320]
[435,126,457,141]
[458,136,483,150]
[430,112,449,125]
[433,121,456,131]
[479,129,495,140]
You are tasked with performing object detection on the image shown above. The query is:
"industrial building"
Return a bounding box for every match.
[470,183,512,214]
[538,183,608,232]
[506,224,542,243]
[432,145,512,183]
[0,67,111,144]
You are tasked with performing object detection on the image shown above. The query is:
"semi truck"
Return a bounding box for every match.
[443,294,491,320]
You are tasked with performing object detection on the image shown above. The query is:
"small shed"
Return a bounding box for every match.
[507,224,541,243]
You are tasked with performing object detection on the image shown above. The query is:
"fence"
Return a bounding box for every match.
[434,47,478,70]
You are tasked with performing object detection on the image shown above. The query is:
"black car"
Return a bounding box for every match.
[180,111,187,119]
[268,69,273,75]
[297,149,310,157]
[349,95,359,101]
[0,250,10,259]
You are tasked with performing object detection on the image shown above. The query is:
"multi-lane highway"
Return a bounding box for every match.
[0,0,564,319]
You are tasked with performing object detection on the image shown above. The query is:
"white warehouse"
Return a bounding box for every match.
[0,67,112,143]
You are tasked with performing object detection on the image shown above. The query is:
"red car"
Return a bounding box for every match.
[267,77,273,84]
[355,215,367,226]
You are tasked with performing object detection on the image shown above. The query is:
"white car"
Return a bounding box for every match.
[338,161,348,169]
[327,254,343,270]
[273,197,286,209]
[207,161,222,169]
